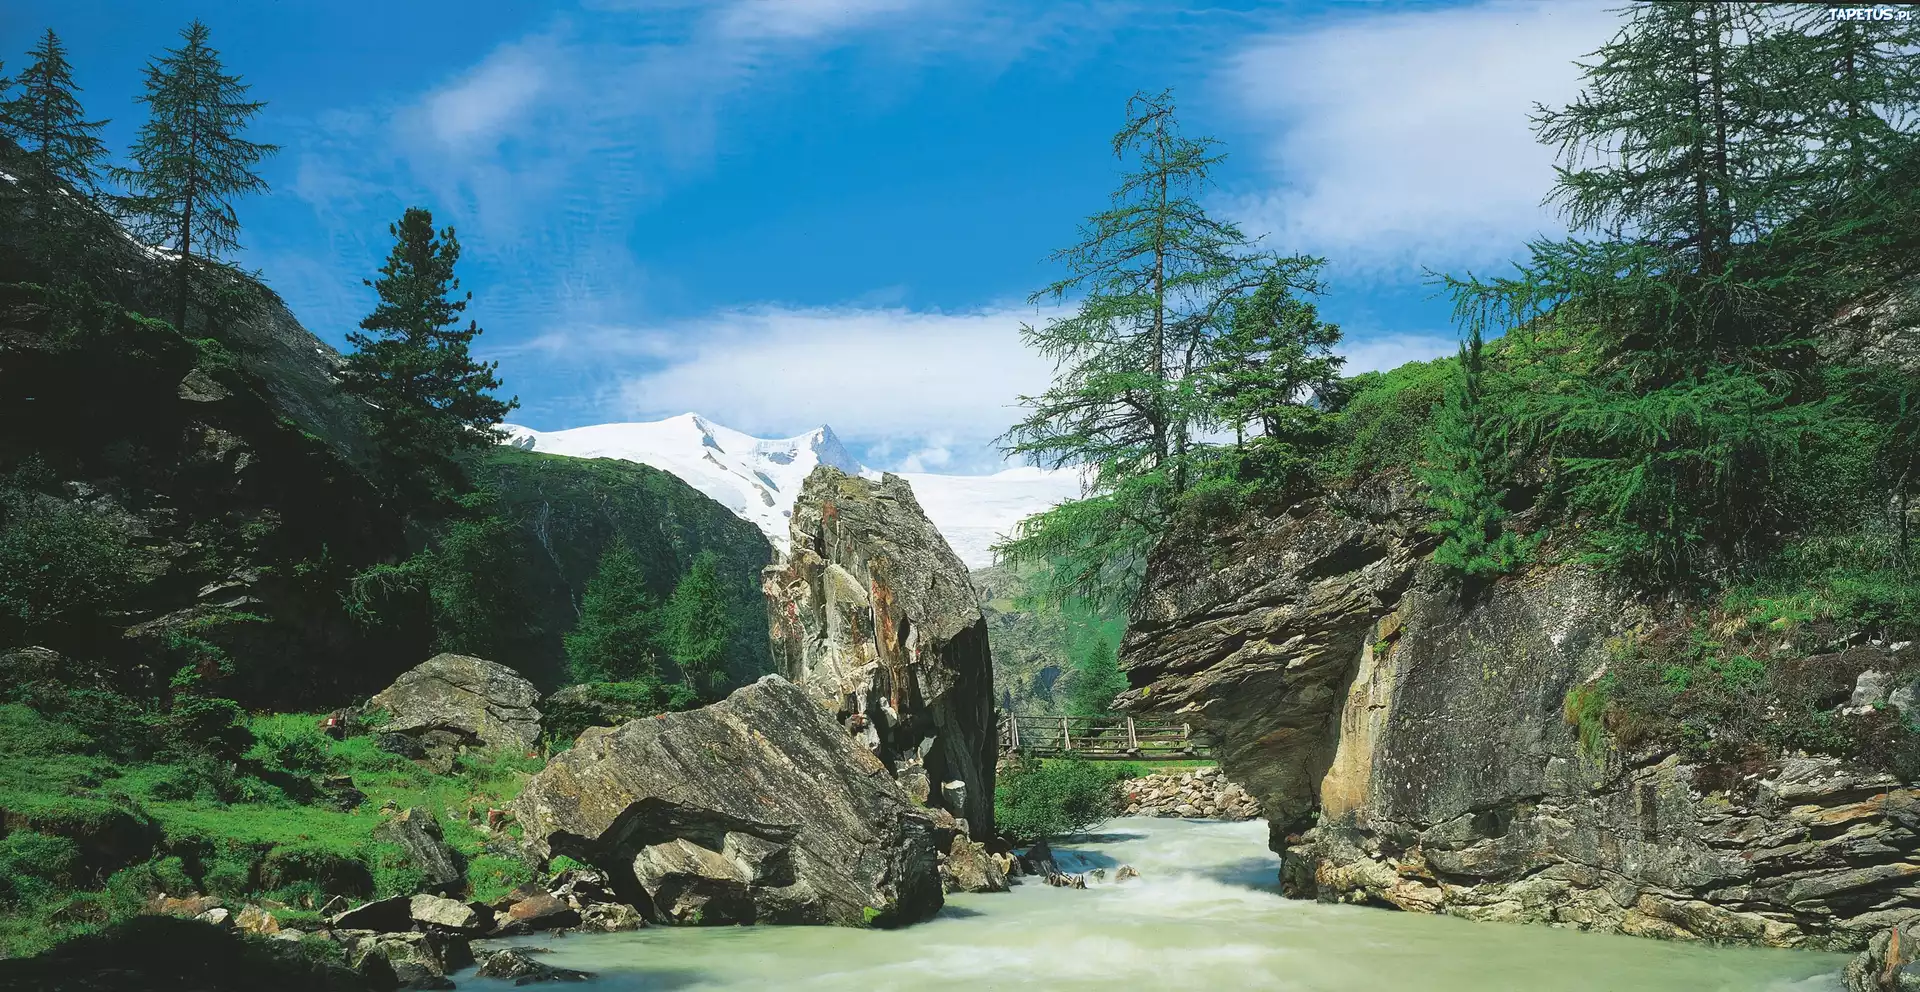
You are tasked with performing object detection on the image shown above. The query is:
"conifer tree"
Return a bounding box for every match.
[659,552,733,704]
[341,207,518,507]
[997,89,1320,609]
[115,20,276,333]
[0,30,109,276]
[1420,325,1532,578]
[1779,5,1920,191]
[2,31,108,194]
[1200,266,1344,491]
[564,535,662,685]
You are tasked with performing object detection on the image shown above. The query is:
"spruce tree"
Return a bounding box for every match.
[1420,325,1532,578]
[564,535,662,685]
[341,206,518,507]
[1200,266,1344,492]
[659,552,733,704]
[1779,4,1920,191]
[997,89,1321,609]
[115,20,276,333]
[0,30,109,276]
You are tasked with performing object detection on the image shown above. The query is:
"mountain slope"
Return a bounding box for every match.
[501,414,1083,567]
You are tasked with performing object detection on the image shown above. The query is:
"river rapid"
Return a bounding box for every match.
[458,817,1849,991]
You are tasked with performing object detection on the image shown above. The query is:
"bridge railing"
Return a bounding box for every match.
[998,712,1206,760]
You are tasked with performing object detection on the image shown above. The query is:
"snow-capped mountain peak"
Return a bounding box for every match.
[499,414,1082,567]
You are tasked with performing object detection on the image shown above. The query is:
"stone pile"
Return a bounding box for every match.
[1119,767,1261,820]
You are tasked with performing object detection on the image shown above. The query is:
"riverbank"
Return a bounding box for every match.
[1118,766,1260,820]
[444,817,1845,991]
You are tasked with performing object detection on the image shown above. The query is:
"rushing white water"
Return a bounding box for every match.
[457,817,1848,991]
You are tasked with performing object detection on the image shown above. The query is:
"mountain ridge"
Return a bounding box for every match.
[500,414,1082,567]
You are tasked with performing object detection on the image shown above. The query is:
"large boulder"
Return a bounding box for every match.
[512,674,943,928]
[365,653,542,752]
[761,467,996,837]
[371,808,464,896]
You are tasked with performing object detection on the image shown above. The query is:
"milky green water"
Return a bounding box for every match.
[457,817,1848,991]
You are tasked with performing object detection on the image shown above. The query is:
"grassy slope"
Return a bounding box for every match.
[0,704,543,958]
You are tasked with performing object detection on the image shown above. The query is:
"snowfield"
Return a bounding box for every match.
[498,414,1082,567]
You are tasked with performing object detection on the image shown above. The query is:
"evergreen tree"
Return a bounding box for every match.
[1,31,108,194]
[0,31,109,276]
[1779,4,1920,191]
[1062,627,1127,718]
[340,207,519,507]
[1420,325,1533,578]
[564,535,662,685]
[1200,266,1344,491]
[997,89,1320,609]
[115,20,276,333]
[658,552,733,704]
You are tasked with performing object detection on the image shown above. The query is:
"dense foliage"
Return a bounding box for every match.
[993,756,1126,843]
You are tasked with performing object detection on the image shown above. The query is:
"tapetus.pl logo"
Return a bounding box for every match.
[1826,4,1917,21]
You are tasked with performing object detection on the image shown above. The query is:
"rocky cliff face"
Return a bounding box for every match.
[1121,479,1920,950]
[762,467,996,838]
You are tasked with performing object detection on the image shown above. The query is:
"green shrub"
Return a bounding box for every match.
[367,842,425,899]
[994,757,1125,843]
[0,490,144,643]
[0,831,82,905]
[541,681,668,744]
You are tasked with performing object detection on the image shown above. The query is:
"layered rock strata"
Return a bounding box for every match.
[1120,480,1920,949]
[762,467,997,838]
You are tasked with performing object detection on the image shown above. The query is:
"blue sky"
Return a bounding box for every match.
[3,0,1619,473]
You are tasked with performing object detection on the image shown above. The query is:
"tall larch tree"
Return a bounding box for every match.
[115,20,276,333]
[995,88,1320,611]
[0,30,109,274]
[340,206,518,508]
[659,552,733,704]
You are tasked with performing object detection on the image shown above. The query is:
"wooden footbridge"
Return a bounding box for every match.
[998,712,1206,760]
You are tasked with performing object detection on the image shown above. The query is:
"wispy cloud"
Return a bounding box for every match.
[1221,0,1617,278]
[512,303,1063,472]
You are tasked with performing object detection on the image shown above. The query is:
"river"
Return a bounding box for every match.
[457,817,1849,991]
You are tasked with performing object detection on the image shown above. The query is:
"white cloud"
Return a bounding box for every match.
[1223,0,1619,276]
[415,41,553,149]
[1339,332,1459,376]
[523,304,1062,461]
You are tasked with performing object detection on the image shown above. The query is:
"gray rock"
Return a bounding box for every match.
[409,894,480,932]
[476,948,592,984]
[373,808,464,896]
[367,653,543,752]
[502,890,579,931]
[762,468,997,838]
[579,901,646,932]
[944,837,1008,894]
[513,675,943,928]
[1846,923,1920,992]
[1119,477,1920,950]
[336,929,460,990]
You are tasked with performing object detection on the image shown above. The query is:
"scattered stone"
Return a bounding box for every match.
[475,948,593,985]
[372,808,464,896]
[234,904,279,935]
[513,675,943,928]
[408,894,481,932]
[195,907,232,928]
[579,902,646,933]
[1115,865,1140,883]
[1019,841,1060,878]
[148,893,224,918]
[505,891,580,931]
[366,652,543,752]
[1118,770,1261,820]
